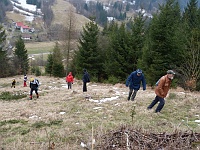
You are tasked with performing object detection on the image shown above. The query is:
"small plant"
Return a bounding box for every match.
[130,105,136,122]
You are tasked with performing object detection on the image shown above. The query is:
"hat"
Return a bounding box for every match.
[30,77,34,82]
[167,70,175,75]
[136,69,142,74]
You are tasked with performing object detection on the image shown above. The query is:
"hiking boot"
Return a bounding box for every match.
[37,95,39,98]
[29,98,32,100]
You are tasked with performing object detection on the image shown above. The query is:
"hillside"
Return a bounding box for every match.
[51,0,90,31]
[0,75,200,149]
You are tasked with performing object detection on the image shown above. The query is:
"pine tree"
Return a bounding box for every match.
[104,22,131,80]
[0,26,10,77]
[52,42,64,77]
[129,13,146,71]
[14,36,29,74]
[45,53,53,76]
[180,0,200,90]
[141,0,184,85]
[74,20,103,81]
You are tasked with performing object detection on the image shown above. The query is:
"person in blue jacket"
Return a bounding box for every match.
[125,69,146,101]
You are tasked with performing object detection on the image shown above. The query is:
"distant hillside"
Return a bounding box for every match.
[51,0,90,31]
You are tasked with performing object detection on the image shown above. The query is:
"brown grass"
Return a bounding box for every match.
[0,75,200,149]
[6,12,25,22]
[51,0,90,30]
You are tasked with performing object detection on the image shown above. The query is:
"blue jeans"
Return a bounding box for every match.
[147,96,165,112]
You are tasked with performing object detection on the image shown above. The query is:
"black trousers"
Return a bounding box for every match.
[30,88,38,98]
[83,82,87,92]
[128,88,138,100]
[68,82,72,89]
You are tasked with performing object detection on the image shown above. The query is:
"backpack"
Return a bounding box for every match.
[86,75,90,83]
[155,79,160,86]
[35,79,39,86]
[155,76,166,86]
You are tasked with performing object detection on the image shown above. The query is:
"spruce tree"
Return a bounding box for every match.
[14,36,29,74]
[141,0,184,85]
[104,22,132,80]
[129,13,146,71]
[45,53,53,76]
[52,42,64,77]
[180,0,200,90]
[0,26,10,77]
[75,20,103,81]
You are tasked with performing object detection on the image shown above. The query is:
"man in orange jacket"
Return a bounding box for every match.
[147,70,175,113]
[66,72,74,89]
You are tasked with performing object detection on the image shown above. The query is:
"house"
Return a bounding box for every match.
[20,25,30,33]
[15,22,30,33]
[15,22,23,29]
[21,33,31,40]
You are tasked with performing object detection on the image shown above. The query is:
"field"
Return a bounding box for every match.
[0,75,199,149]
[25,41,55,54]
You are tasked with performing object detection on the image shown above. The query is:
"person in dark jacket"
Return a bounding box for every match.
[11,78,16,88]
[29,77,39,100]
[82,69,90,92]
[66,72,74,89]
[125,69,146,101]
[147,70,175,113]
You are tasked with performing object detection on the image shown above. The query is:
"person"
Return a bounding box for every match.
[66,72,74,89]
[125,69,146,101]
[24,74,27,87]
[147,70,176,113]
[29,77,39,100]
[11,78,16,88]
[82,69,90,92]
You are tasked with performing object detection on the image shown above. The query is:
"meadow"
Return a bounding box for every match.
[0,75,199,149]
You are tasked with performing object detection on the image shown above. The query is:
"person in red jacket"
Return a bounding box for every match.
[66,72,74,89]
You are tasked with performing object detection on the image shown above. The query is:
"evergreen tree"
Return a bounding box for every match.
[74,20,103,81]
[0,26,10,77]
[14,36,29,74]
[129,13,146,71]
[104,22,131,80]
[45,53,53,76]
[180,0,200,90]
[52,42,64,77]
[141,0,184,85]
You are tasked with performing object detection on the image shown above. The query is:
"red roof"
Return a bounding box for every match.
[16,22,24,27]
[21,25,29,29]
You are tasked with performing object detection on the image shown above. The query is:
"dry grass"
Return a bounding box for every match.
[0,75,199,149]
[51,0,90,30]
[6,12,25,22]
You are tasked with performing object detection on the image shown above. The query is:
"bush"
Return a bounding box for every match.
[35,66,41,76]
[106,75,120,84]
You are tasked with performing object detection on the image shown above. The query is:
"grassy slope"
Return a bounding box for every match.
[6,0,90,55]
[0,75,199,149]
